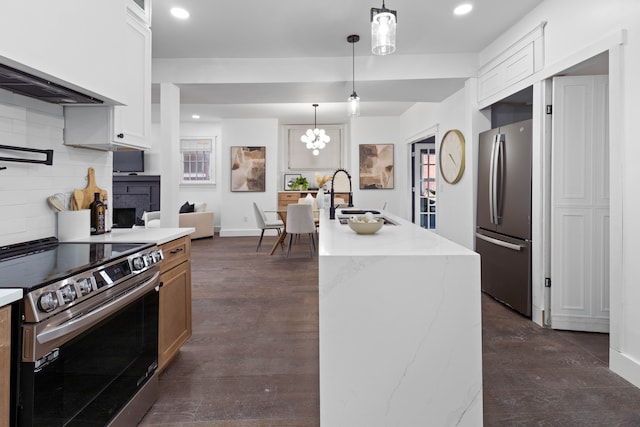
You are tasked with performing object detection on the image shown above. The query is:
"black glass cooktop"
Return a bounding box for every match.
[0,237,153,292]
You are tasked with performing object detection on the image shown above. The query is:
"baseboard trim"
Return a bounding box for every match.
[610,349,640,388]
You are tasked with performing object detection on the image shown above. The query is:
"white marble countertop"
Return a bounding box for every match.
[319,208,476,257]
[0,288,23,307]
[67,227,195,245]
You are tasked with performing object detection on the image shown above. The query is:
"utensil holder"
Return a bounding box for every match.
[57,210,90,241]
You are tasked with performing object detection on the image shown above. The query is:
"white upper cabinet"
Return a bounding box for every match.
[477,23,545,109]
[0,1,152,150]
[64,3,152,150]
[116,10,151,148]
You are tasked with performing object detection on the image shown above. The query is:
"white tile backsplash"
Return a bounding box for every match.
[0,89,112,246]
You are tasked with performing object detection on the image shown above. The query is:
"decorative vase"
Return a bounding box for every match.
[316,187,324,208]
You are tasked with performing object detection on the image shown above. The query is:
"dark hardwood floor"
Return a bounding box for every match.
[140,235,640,426]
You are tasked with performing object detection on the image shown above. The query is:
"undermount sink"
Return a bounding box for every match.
[339,209,380,215]
[335,208,398,226]
[337,216,397,225]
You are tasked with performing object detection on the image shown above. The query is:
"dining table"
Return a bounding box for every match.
[268,208,320,255]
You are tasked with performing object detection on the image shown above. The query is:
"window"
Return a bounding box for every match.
[181,137,215,184]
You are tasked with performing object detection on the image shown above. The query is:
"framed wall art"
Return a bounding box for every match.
[284,173,301,191]
[231,146,266,192]
[359,144,394,189]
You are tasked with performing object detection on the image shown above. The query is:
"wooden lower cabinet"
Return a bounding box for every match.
[0,305,11,427]
[158,236,192,372]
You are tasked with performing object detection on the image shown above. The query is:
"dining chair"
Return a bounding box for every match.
[285,203,316,258]
[253,202,284,251]
[142,210,161,228]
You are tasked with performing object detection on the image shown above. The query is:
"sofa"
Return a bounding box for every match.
[179,211,214,239]
[142,202,214,240]
[178,201,214,239]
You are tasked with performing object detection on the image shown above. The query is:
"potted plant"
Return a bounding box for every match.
[291,176,309,190]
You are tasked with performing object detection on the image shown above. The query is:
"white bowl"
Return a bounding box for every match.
[348,217,383,234]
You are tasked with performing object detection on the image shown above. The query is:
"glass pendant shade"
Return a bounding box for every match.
[371,3,397,56]
[348,93,360,117]
[347,34,361,118]
[300,104,330,156]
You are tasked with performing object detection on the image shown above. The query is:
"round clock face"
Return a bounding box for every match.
[439,130,465,184]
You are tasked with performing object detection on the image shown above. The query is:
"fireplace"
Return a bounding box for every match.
[112,175,161,228]
[113,208,136,228]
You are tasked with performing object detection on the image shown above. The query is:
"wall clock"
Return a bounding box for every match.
[439,129,466,184]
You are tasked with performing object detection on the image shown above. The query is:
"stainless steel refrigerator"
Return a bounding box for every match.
[476,119,532,317]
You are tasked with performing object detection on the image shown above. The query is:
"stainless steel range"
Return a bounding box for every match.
[0,237,163,427]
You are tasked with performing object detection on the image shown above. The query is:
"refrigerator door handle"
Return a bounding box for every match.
[476,232,523,251]
[489,135,498,224]
[495,133,505,223]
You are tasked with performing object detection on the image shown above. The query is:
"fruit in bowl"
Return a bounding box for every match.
[348,215,383,234]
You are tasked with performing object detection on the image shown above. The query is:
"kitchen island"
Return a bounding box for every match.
[319,209,483,426]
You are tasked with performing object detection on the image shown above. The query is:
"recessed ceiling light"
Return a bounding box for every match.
[191,114,200,119]
[453,4,473,15]
[170,7,190,19]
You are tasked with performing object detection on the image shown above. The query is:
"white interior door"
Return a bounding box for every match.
[550,75,609,332]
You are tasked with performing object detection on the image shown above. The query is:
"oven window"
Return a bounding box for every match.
[20,291,158,426]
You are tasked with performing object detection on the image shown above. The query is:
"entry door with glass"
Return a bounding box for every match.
[412,139,436,229]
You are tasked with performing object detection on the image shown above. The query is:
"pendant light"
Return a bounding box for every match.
[301,104,330,156]
[347,34,360,117]
[370,1,397,56]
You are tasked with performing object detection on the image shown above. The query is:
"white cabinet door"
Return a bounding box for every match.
[551,75,609,332]
[113,11,151,149]
[64,10,151,150]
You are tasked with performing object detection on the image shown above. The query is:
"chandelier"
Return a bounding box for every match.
[370,0,397,56]
[301,104,330,156]
[347,34,360,117]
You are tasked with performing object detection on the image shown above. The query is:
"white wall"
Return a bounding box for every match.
[399,103,440,141]
[432,83,475,249]
[219,118,279,236]
[397,82,487,250]
[479,0,640,387]
[0,89,112,246]
[149,120,222,230]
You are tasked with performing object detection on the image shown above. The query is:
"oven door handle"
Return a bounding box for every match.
[37,271,160,345]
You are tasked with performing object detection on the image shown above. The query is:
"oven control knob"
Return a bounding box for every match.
[132,256,146,271]
[60,284,77,304]
[77,278,93,296]
[153,250,163,263]
[38,292,59,313]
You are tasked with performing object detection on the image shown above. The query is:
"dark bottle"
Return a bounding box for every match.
[90,192,106,235]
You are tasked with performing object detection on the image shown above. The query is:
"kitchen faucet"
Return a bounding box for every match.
[329,168,353,219]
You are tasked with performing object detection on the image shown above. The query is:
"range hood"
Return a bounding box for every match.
[0,63,103,105]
